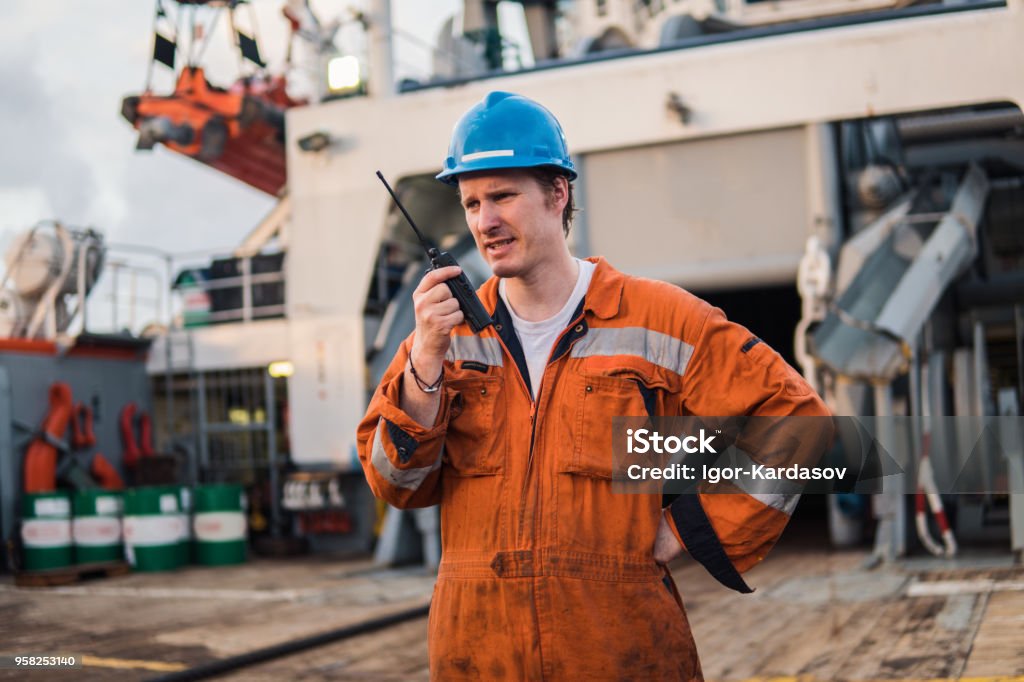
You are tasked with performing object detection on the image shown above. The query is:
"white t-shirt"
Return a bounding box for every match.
[498,258,596,400]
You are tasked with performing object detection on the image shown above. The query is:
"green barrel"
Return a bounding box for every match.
[193,484,247,566]
[72,490,123,564]
[20,492,73,571]
[123,486,185,572]
[178,486,193,564]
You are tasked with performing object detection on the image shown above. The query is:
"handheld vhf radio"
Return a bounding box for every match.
[376,171,493,334]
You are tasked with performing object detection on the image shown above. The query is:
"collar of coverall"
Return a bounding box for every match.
[478,256,624,322]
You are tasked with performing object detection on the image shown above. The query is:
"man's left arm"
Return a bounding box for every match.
[657,306,833,573]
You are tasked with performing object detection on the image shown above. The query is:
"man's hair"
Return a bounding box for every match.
[526,167,578,238]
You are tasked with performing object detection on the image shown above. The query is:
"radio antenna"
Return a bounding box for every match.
[376,171,436,254]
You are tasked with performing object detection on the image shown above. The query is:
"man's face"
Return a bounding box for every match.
[458,169,567,280]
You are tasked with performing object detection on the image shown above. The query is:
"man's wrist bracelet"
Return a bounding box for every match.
[409,355,443,393]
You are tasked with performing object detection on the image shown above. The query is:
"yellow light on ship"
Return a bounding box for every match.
[327,55,362,93]
[228,408,251,425]
[268,361,294,378]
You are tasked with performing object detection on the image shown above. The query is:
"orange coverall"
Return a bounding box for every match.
[357,257,830,680]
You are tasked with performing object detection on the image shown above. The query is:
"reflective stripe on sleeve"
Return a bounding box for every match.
[712,446,803,515]
[750,492,801,515]
[446,335,504,367]
[370,418,442,490]
[570,326,695,377]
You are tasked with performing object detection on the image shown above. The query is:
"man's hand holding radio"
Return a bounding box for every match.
[403,265,464,426]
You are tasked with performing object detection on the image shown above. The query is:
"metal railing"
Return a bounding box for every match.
[94,244,286,335]
[181,262,287,325]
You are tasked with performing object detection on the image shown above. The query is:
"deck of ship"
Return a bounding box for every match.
[3,528,1023,681]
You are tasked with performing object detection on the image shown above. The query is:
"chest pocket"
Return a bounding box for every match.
[444,375,505,476]
[563,372,655,479]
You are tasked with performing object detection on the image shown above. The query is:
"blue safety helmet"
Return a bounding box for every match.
[436,91,577,186]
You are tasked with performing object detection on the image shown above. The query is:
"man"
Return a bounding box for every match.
[358,91,830,680]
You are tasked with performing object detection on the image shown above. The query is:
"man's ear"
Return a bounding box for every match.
[552,175,569,212]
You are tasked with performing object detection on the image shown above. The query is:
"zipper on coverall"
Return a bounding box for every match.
[492,311,586,545]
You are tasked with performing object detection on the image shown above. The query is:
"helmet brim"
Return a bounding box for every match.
[436,158,578,186]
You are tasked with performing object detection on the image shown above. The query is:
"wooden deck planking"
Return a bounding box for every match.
[3,546,1023,681]
[961,591,1024,678]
